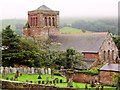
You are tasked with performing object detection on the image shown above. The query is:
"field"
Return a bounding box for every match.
[60,27,83,33]
[1,73,115,89]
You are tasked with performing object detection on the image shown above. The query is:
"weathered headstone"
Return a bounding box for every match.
[42,81,44,84]
[5,67,8,74]
[67,78,73,87]
[60,79,62,83]
[38,74,42,79]
[0,66,3,73]
[14,70,19,80]
[13,68,17,73]
[30,81,32,83]
[10,77,13,81]
[28,67,30,74]
[6,77,9,80]
[26,79,29,83]
[31,67,34,74]
[44,68,48,74]
[51,69,54,78]
[55,78,59,83]
[2,68,6,77]
[38,81,41,84]
[48,68,51,74]
[41,68,44,74]
[9,66,12,73]
[46,77,49,84]
[24,68,27,74]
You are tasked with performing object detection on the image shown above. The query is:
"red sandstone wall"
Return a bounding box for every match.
[71,73,98,83]
[84,53,98,60]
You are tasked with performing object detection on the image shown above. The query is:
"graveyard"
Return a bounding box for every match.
[0,66,116,89]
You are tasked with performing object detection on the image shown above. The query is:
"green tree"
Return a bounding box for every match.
[65,48,84,69]
[113,36,120,57]
[2,26,41,67]
[2,25,21,66]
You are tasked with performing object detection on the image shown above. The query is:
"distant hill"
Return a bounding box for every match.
[1,17,118,35]
[0,19,27,35]
[60,27,84,33]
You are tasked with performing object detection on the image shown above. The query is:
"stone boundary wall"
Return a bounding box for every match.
[1,80,76,90]
[71,73,98,83]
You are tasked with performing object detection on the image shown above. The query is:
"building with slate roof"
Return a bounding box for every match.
[50,32,118,68]
[23,5,119,68]
[23,5,59,37]
[98,63,120,85]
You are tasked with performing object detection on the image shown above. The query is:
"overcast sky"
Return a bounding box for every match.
[0,0,119,19]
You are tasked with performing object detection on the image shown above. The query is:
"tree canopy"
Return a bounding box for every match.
[2,25,84,69]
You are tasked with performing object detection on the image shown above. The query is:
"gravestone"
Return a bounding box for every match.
[5,67,8,74]
[42,81,44,84]
[13,68,17,73]
[27,67,30,74]
[50,81,52,84]
[38,74,42,79]
[48,68,51,74]
[6,77,9,80]
[14,70,19,80]
[51,69,54,78]
[0,66,3,73]
[44,68,48,74]
[26,79,29,83]
[46,77,49,84]
[55,78,59,83]
[30,81,32,83]
[38,81,41,84]
[85,83,88,89]
[60,79,62,83]
[2,68,6,77]
[67,78,73,87]
[31,67,34,74]
[9,66,12,73]
[10,77,13,81]
[41,68,44,74]
[19,67,23,73]
[24,68,27,74]
[53,80,55,84]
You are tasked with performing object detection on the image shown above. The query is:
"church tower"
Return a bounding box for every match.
[23,5,59,37]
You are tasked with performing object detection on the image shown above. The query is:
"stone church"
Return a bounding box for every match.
[23,5,119,68]
[23,5,59,37]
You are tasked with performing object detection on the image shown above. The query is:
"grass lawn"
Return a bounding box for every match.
[1,73,116,89]
[60,27,83,33]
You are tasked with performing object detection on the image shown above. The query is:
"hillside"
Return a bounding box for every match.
[60,27,84,33]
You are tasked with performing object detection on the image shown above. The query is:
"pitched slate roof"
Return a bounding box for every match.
[36,5,53,11]
[50,32,108,53]
[99,63,120,72]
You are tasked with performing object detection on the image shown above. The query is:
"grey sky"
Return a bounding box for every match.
[0,0,119,19]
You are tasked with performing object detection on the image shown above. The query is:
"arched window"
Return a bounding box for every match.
[33,17,35,26]
[108,50,110,63]
[45,17,47,26]
[36,17,38,26]
[103,51,106,61]
[31,17,32,26]
[49,17,51,26]
[52,17,55,26]
[112,50,114,60]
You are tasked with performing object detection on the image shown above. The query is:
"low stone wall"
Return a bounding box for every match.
[71,73,98,83]
[1,80,76,90]
[99,71,119,85]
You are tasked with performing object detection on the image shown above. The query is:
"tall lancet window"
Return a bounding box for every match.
[52,17,55,26]
[45,17,47,26]
[49,17,51,26]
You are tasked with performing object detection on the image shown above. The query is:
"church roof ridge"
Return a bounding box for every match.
[36,5,53,11]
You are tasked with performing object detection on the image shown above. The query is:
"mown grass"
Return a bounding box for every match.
[1,73,116,89]
[60,27,83,33]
